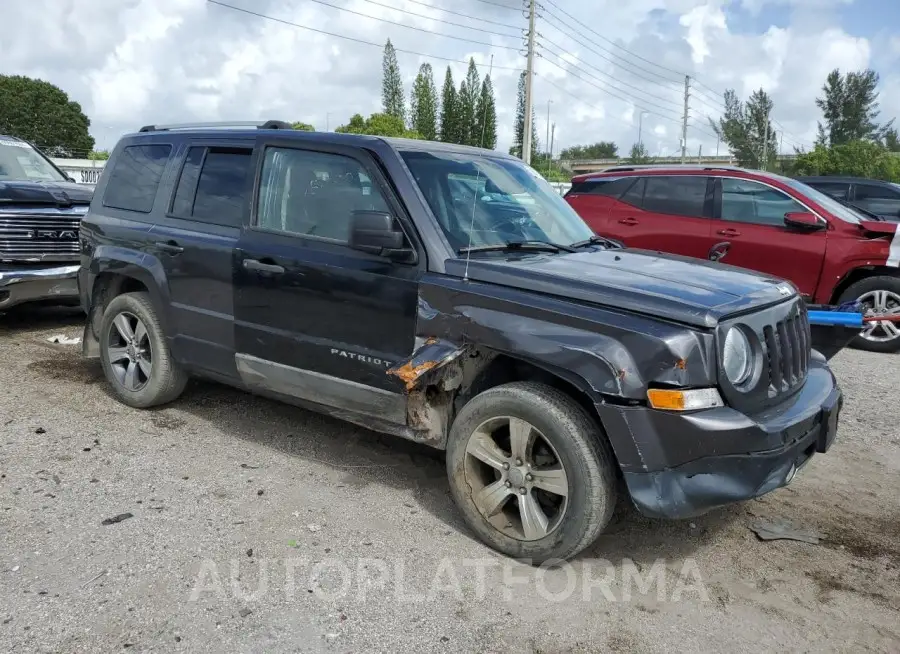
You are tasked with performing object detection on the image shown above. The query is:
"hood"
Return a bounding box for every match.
[0,180,93,207]
[445,248,796,329]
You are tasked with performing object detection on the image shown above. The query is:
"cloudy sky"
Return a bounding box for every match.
[6,0,900,160]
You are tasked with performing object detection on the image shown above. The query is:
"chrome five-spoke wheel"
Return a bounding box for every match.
[464,416,569,541]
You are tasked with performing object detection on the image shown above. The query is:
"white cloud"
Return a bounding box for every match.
[3,0,894,160]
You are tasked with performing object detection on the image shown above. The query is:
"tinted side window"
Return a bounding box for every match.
[643,176,708,217]
[102,144,172,213]
[810,181,850,200]
[855,184,900,200]
[619,177,645,208]
[721,178,805,226]
[567,177,635,197]
[256,147,390,243]
[170,146,252,227]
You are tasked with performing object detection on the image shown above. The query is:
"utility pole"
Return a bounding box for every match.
[761,109,770,171]
[697,144,702,163]
[522,0,536,165]
[681,75,690,164]
[548,122,556,178]
[545,99,553,164]
[638,111,648,150]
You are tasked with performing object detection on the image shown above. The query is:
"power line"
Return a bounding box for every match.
[537,42,684,122]
[399,0,523,30]
[354,0,522,38]
[469,0,521,11]
[207,0,524,70]
[541,0,686,81]
[539,9,682,87]
[300,0,522,50]
[538,35,686,114]
[535,72,640,130]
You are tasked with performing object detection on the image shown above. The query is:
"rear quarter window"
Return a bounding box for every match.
[102,144,172,213]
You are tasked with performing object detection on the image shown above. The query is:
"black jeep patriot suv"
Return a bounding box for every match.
[78,121,843,563]
[1,135,90,310]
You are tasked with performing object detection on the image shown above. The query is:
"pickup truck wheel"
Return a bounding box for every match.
[99,292,187,408]
[446,382,617,564]
[838,276,900,353]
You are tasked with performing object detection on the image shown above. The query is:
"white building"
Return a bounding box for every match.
[51,158,106,185]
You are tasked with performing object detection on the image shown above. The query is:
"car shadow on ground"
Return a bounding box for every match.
[26,334,742,566]
[0,303,83,335]
[160,378,740,565]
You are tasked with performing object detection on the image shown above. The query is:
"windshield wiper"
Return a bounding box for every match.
[570,235,624,249]
[834,197,882,221]
[458,240,577,255]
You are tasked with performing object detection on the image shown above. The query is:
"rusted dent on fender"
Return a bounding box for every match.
[386,337,468,391]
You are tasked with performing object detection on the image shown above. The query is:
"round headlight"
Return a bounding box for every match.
[723,327,752,385]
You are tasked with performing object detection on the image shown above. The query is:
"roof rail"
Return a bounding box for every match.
[137,120,294,133]
[598,163,746,173]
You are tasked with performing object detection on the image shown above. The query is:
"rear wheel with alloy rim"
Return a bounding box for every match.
[99,291,188,408]
[446,382,617,564]
[838,276,900,353]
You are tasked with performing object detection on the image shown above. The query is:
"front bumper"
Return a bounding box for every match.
[598,356,842,519]
[0,265,80,310]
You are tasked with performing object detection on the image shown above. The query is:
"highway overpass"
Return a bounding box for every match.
[562,154,799,175]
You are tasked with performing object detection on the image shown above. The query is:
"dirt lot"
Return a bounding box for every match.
[1,306,898,653]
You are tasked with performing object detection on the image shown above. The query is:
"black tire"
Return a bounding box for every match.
[446,381,617,564]
[98,291,187,408]
[837,275,900,353]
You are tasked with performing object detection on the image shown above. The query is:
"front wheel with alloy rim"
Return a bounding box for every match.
[837,276,900,353]
[99,291,188,408]
[446,382,618,564]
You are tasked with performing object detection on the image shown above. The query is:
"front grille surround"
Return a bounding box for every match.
[0,208,85,262]
[716,297,811,414]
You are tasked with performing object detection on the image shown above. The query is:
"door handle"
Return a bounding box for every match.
[243,258,285,274]
[618,217,639,226]
[154,240,184,254]
[717,228,741,237]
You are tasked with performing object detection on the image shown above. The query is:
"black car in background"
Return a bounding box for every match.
[0,134,90,310]
[797,176,900,222]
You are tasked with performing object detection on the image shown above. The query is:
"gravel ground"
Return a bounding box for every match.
[1,306,898,653]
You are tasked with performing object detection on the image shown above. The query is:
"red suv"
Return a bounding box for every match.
[565,165,900,352]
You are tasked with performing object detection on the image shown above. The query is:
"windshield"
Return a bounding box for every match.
[0,137,67,182]
[775,174,865,224]
[400,149,593,252]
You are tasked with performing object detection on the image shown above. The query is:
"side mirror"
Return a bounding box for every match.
[784,211,825,231]
[349,210,414,261]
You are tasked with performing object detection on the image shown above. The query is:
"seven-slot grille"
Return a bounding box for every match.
[0,212,82,260]
[762,306,811,397]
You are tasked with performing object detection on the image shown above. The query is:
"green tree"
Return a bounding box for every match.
[438,67,458,143]
[883,127,900,152]
[457,58,480,146]
[792,140,900,182]
[560,142,618,159]
[291,121,315,131]
[510,71,538,160]
[88,150,109,160]
[710,88,777,169]
[816,69,893,147]
[0,75,94,158]
[626,142,651,164]
[381,39,405,122]
[335,112,422,139]
[474,75,497,150]
[409,63,438,141]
